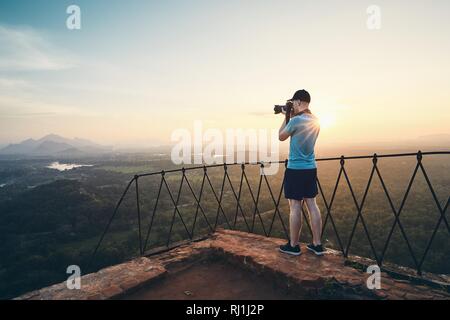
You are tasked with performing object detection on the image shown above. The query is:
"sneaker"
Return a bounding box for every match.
[279,242,302,256]
[307,243,326,256]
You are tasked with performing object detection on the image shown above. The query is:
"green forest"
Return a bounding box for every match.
[0,153,448,299]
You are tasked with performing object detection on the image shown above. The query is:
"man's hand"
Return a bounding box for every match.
[288,109,293,120]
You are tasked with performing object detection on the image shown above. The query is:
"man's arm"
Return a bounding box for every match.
[279,114,291,141]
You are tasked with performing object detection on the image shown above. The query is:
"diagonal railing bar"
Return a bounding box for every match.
[418,159,450,233]
[380,161,421,270]
[250,171,263,233]
[184,171,214,234]
[164,170,192,246]
[134,176,143,255]
[233,164,269,235]
[214,166,228,230]
[203,166,233,231]
[317,177,345,254]
[320,162,346,252]
[373,158,419,270]
[267,167,289,239]
[89,177,135,268]
[188,169,214,238]
[143,174,164,252]
[262,165,290,239]
[91,151,449,275]
[231,172,267,234]
[223,165,252,232]
[214,166,236,230]
[243,168,270,236]
[342,161,376,257]
[342,161,380,264]
[248,168,268,236]
[418,198,449,272]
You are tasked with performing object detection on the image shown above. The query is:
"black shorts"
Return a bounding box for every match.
[284,168,318,200]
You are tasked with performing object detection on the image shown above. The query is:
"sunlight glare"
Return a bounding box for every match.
[318,113,336,129]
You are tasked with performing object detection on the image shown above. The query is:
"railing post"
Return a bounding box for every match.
[135,175,143,256]
[233,164,245,229]
[340,155,345,166]
[416,151,423,275]
[341,156,350,259]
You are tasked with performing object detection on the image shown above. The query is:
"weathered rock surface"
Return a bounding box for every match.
[16,229,449,300]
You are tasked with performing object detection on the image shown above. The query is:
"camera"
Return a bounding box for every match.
[273,101,293,114]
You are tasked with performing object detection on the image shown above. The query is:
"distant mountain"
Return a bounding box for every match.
[0,134,112,156]
[32,141,75,155]
[0,138,38,154]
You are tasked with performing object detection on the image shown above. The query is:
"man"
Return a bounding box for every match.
[278,89,325,256]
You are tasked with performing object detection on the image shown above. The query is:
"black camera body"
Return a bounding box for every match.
[274,101,293,114]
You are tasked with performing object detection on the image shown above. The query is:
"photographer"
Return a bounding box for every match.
[277,90,325,256]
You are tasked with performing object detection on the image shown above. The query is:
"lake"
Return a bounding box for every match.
[46,162,94,171]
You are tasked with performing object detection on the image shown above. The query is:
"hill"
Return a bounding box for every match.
[0,134,112,156]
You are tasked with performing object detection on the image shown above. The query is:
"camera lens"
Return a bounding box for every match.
[274,105,282,114]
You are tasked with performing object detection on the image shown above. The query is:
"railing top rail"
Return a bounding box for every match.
[136,150,450,178]
[90,150,449,276]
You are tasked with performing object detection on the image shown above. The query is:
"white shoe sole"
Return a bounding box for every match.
[307,246,325,256]
[279,248,302,256]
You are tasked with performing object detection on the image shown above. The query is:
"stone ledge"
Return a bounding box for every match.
[206,229,449,300]
[16,229,450,300]
[15,258,167,300]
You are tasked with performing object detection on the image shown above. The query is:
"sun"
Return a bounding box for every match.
[318,113,336,129]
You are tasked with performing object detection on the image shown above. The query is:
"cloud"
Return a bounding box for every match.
[0,77,30,88]
[0,94,101,119]
[0,25,75,71]
[0,112,57,118]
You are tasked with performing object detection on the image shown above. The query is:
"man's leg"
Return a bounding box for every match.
[304,197,322,246]
[289,199,303,247]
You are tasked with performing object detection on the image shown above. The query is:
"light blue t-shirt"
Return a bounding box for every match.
[285,113,320,170]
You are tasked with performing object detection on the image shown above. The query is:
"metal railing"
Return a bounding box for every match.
[91,151,449,275]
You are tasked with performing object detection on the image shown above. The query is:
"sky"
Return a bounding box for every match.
[0,0,449,148]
